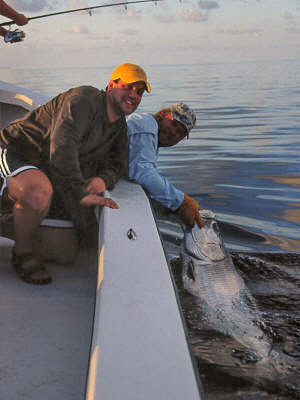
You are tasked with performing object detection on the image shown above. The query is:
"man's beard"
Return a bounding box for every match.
[108,91,125,117]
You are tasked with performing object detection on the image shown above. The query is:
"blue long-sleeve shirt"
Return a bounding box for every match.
[126,112,184,211]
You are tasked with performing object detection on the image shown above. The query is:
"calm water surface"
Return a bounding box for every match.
[1,59,299,253]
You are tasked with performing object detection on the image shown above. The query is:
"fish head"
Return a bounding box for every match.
[183,210,226,263]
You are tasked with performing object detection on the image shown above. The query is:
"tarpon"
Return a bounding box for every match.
[180,210,271,362]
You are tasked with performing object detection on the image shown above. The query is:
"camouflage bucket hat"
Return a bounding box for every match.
[170,103,196,137]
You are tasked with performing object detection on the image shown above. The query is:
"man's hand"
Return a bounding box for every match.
[85,177,106,195]
[80,194,119,209]
[14,13,28,26]
[176,194,204,227]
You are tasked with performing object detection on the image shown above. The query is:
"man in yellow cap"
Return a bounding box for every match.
[0,62,150,284]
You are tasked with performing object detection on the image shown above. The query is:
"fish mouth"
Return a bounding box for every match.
[183,209,226,262]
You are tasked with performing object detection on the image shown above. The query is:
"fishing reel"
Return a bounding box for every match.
[4,28,25,44]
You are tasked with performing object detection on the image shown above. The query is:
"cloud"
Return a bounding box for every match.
[178,8,207,22]
[119,29,138,36]
[216,28,263,36]
[284,10,300,33]
[8,0,57,12]
[236,0,261,3]
[286,27,300,34]
[72,24,89,34]
[198,1,219,10]
[174,1,220,23]
[125,9,142,20]
[105,0,142,19]
[67,1,90,12]
[155,13,178,23]
[156,0,168,11]
[284,11,296,24]
[155,2,217,24]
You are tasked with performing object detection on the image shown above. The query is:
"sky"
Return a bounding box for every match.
[1,0,300,68]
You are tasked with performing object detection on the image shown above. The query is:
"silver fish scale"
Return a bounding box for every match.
[181,210,271,360]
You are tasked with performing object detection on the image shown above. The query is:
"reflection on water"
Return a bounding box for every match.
[1,59,299,252]
[0,60,299,253]
[265,175,300,188]
[153,61,300,253]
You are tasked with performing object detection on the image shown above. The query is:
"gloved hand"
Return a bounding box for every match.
[176,194,204,227]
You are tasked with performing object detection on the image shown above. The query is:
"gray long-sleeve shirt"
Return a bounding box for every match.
[0,85,127,235]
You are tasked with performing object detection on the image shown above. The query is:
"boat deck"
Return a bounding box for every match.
[0,236,97,400]
[0,80,97,399]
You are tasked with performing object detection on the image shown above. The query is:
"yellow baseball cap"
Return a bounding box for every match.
[110,63,151,93]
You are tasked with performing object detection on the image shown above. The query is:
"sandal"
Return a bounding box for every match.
[12,247,52,285]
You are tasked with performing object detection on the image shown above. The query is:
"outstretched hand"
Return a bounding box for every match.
[14,13,28,26]
[80,193,119,209]
[194,210,205,228]
[176,194,204,227]
[85,177,106,195]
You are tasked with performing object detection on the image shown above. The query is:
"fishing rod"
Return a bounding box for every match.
[0,0,161,27]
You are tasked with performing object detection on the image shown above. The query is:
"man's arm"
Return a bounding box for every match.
[128,119,204,227]
[0,1,28,24]
[48,94,119,236]
[49,96,91,203]
[0,26,7,37]
[128,131,184,211]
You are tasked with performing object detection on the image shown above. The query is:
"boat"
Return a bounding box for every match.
[0,80,204,399]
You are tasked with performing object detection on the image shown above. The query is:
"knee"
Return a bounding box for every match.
[23,182,53,213]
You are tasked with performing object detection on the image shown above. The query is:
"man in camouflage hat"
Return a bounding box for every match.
[126,103,204,227]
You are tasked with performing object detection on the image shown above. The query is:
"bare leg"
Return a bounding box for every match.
[7,169,53,254]
[7,169,53,283]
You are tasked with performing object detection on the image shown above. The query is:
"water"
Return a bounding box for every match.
[171,252,300,400]
[1,59,299,399]
[1,59,299,253]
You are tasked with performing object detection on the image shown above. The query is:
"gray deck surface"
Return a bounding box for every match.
[0,237,97,400]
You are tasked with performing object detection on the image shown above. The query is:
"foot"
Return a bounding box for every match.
[12,248,52,284]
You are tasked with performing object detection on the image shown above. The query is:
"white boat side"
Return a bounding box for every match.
[0,81,204,399]
[0,80,48,129]
[86,180,204,399]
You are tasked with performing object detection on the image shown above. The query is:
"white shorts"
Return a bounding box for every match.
[0,146,38,196]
